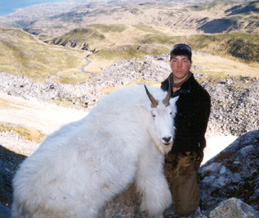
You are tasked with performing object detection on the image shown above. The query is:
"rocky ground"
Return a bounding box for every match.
[200,130,259,216]
[1,54,258,136]
[0,54,258,217]
[103,130,259,218]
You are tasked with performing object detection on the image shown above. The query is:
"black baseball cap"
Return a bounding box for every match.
[170,44,192,61]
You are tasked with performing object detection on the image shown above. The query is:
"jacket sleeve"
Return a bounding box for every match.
[191,91,211,153]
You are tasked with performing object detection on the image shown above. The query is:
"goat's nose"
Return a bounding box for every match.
[162,137,172,143]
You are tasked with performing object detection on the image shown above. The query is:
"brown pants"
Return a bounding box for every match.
[164,152,202,216]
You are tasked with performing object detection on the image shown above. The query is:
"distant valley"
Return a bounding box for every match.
[0,0,258,80]
[2,0,258,38]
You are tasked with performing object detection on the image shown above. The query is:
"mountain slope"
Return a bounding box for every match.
[197,1,259,33]
[46,24,259,63]
[1,0,258,39]
[0,27,87,82]
[1,24,258,79]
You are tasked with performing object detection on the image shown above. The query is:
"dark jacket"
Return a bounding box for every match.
[161,73,211,155]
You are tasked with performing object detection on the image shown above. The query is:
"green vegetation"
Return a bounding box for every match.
[188,0,232,11]
[133,24,162,34]
[140,34,190,47]
[188,0,259,34]
[89,24,127,33]
[0,27,87,82]
[55,27,105,44]
[1,23,258,83]
[94,44,168,61]
[53,24,255,61]
[0,122,45,143]
[227,37,259,62]
[187,0,258,12]
[189,32,259,62]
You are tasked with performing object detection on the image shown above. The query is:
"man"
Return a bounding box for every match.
[161,44,211,217]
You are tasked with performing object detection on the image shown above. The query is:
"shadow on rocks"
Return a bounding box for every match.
[0,145,27,217]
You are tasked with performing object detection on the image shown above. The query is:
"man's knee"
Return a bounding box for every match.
[173,196,199,216]
[165,152,201,216]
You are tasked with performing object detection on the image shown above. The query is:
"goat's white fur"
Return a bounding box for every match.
[12,85,178,218]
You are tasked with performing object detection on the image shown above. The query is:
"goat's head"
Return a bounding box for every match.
[144,83,178,155]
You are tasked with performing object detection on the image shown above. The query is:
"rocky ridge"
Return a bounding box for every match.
[201,130,259,216]
[1,54,258,137]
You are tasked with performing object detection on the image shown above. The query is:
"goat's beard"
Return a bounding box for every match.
[155,142,173,155]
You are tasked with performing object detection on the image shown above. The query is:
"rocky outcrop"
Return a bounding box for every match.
[200,130,259,216]
[209,198,259,218]
[201,74,259,137]
[0,146,26,217]
[0,202,11,218]
[1,54,258,137]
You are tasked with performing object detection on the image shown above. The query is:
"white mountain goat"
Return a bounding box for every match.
[12,84,178,218]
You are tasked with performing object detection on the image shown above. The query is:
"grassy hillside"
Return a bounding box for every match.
[48,24,258,77]
[48,24,259,62]
[1,25,258,82]
[47,24,173,72]
[189,0,259,33]
[0,27,88,82]
[49,24,172,49]
[190,32,259,62]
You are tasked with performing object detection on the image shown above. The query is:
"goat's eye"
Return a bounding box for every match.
[152,114,156,118]
[170,111,173,115]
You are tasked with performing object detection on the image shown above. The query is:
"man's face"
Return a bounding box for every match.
[170,55,192,82]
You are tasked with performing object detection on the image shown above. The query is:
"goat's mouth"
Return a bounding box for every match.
[162,137,173,147]
[155,141,172,155]
[162,142,172,147]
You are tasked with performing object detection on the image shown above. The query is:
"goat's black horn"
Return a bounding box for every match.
[144,85,158,108]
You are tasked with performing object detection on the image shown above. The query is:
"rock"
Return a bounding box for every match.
[104,184,146,218]
[0,145,26,210]
[1,56,258,136]
[209,198,259,218]
[0,202,11,218]
[105,184,209,218]
[200,130,259,215]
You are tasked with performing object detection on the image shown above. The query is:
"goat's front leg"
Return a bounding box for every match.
[135,146,172,218]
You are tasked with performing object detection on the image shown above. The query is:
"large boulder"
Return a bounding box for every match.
[209,198,259,218]
[200,130,259,216]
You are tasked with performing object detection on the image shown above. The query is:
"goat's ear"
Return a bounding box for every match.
[170,96,179,105]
